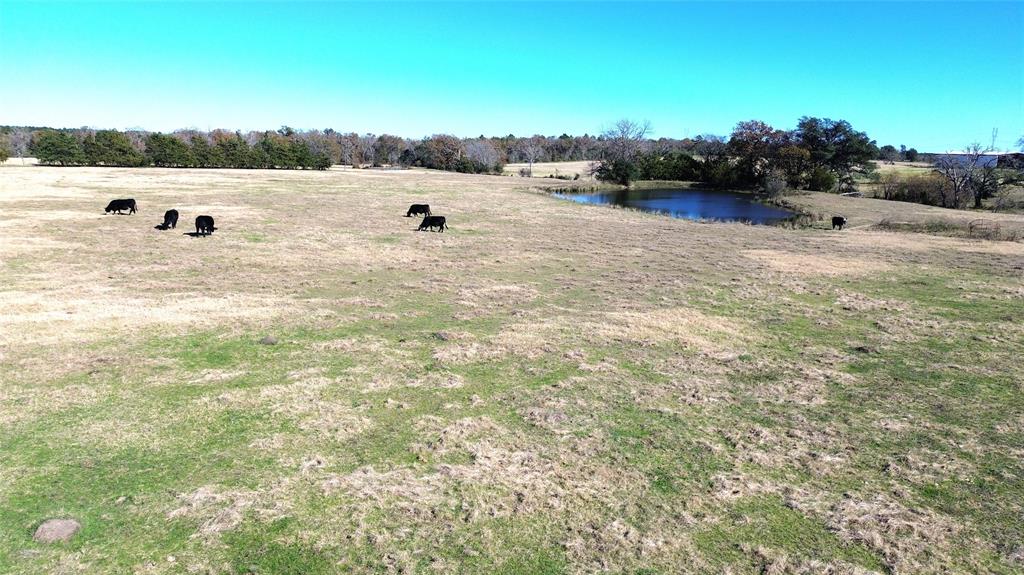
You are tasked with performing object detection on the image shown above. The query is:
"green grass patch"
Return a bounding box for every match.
[693,496,884,572]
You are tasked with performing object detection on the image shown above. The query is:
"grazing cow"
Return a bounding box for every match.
[159,209,179,230]
[195,215,216,236]
[418,215,448,232]
[406,204,431,217]
[105,199,137,214]
[831,216,848,230]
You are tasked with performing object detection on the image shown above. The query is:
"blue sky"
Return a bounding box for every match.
[1,1,1021,151]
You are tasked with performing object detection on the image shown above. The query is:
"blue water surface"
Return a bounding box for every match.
[554,188,794,224]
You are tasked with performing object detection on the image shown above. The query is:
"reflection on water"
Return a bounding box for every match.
[554,187,794,225]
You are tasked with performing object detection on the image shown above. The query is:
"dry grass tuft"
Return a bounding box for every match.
[742,249,891,276]
[167,486,257,536]
[588,307,749,349]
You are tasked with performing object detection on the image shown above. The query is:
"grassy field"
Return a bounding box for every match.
[870,161,934,177]
[1,164,1023,574]
[784,191,1024,237]
[503,161,595,180]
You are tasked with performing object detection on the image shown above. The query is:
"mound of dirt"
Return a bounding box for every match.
[33,518,81,543]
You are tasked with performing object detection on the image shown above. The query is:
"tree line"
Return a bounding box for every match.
[592,117,885,193]
[0,126,621,172]
[17,128,335,170]
[2,122,905,180]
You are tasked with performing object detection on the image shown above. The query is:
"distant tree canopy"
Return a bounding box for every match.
[593,116,880,191]
[145,133,193,167]
[84,130,146,166]
[30,130,87,166]
[878,145,899,162]
[26,127,331,169]
[793,117,877,178]
[11,117,896,187]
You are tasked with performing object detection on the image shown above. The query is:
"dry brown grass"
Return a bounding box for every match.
[784,190,1024,238]
[503,160,595,179]
[2,164,1023,574]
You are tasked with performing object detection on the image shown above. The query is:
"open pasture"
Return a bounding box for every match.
[1,165,1023,574]
[503,161,595,180]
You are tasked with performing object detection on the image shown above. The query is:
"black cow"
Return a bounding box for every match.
[158,209,179,230]
[195,215,216,236]
[105,199,137,214]
[831,216,848,230]
[407,204,431,217]
[418,215,447,232]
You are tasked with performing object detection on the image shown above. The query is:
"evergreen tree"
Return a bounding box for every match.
[84,130,145,166]
[31,130,86,166]
[145,133,194,167]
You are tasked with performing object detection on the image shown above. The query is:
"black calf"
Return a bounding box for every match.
[407,204,431,217]
[105,199,137,214]
[417,215,447,232]
[195,215,216,236]
[159,209,179,230]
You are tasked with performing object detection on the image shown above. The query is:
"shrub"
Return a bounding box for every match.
[706,161,740,189]
[993,187,1024,212]
[634,151,700,181]
[807,167,836,191]
[885,174,951,207]
[762,169,788,198]
[594,159,639,186]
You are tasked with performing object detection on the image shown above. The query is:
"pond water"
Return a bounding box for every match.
[554,187,795,225]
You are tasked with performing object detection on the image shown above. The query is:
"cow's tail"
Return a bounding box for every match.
[444,221,448,229]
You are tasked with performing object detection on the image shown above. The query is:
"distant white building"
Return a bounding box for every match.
[933,150,1022,168]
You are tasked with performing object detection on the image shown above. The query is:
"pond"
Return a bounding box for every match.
[553,187,795,225]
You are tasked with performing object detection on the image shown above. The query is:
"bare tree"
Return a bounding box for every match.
[693,134,727,162]
[124,128,149,153]
[464,138,499,171]
[516,136,545,176]
[933,143,996,208]
[601,119,650,163]
[337,134,357,166]
[300,130,341,164]
[357,134,377,166]
[242,131,263,146]
[9,129,32,162]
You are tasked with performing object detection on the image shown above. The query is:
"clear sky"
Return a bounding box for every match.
[1,1,1021,151]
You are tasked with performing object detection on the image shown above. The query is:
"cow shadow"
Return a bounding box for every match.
[183,232,211,238]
